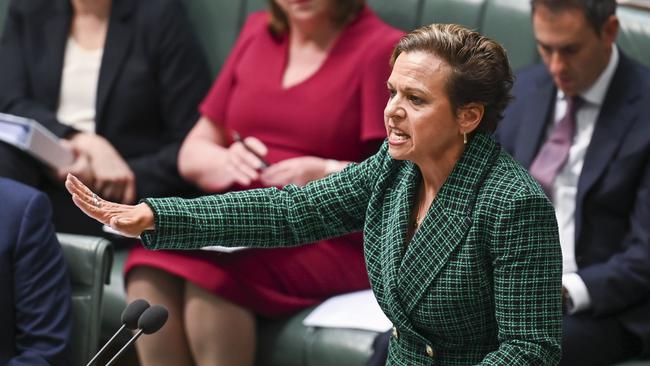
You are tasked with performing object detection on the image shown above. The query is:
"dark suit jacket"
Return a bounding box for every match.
[0,178,72,365]
[140,134,563,365]
[0,0,211,198]
[496,52,650,351]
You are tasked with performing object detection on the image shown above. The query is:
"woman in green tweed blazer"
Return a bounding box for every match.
[66,24,563,365]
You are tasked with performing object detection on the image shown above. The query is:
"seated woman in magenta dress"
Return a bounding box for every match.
[123,0,403,365]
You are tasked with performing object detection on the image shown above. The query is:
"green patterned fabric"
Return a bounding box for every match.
[142,133,562,365]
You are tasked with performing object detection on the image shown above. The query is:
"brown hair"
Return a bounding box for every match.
[531,0,616,35]
[268,0,365,36]
[390,24,514,134]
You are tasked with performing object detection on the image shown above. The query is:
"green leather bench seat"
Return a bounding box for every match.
[101,244,378,366]
[57,234,113,366]
[1,0,650,365]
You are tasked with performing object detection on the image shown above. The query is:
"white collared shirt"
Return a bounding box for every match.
[553,46,619,313]
[56,37,104,134]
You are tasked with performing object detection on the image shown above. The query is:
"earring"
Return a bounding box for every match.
[463,132,467,145]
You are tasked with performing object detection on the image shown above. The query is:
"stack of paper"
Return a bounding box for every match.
[303,289,392,332]
[0,113,74,169]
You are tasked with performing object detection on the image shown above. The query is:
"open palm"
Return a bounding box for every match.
[65,174,155,238]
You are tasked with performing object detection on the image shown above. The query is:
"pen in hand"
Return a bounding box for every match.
[231,131,270,168]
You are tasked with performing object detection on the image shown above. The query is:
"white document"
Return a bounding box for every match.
[0,113,74,169]
[303,289,392,332]
[102,224,247,252]
[102,224,141,239]
[200,245,247,253]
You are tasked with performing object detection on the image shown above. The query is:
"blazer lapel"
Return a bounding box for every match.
[34,0,70,110]
[575,55,641,242]
[398,133,499,315]
[514,76,556,168]
[377,163,419,330]
[96,0,134,123]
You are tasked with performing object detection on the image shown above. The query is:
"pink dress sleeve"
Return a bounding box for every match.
[199,12,268,124]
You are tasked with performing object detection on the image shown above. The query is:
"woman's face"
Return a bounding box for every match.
[273,0,333,23]
[384,51,460,163]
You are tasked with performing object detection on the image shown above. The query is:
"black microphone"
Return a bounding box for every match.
[85,299,150,366]
[105,305,169,366]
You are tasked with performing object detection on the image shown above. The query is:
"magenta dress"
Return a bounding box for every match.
[125,8,403,317]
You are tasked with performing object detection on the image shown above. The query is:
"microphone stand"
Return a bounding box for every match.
[105,329,144,366]
[85,324,126,366]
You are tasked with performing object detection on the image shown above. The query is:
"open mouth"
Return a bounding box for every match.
[388,129,410,144]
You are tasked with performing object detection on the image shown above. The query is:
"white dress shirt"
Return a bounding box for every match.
[553,46,619,313]
[56,37,103,134]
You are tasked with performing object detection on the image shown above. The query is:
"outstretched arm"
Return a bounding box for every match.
[66,143,389,249]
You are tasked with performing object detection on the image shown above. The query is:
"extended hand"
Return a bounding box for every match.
[65,174,154,238]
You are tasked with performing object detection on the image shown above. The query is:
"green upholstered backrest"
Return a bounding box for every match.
[617,4,650,67]
[179,0,247,77]
[245,0,268,15]
[3,0,645,76]
[0,0,8,35]
[57,234,113,366]
[2,0,650,75]
[480,0,539,71]
[420,0,486,31]
[368,0,422,31]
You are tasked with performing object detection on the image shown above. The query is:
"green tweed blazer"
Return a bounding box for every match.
[142,132,562,365]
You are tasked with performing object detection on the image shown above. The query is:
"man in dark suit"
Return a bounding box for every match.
[0,178,72,365]
[0,0,210,235]
[496,0,650,364]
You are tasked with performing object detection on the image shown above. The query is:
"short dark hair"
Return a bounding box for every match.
[530,0,617,34]
[268,0,365,36]
[390,24,514,134]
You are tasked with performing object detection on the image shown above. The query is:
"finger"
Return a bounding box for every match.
[230,151,260,180]
[233,161,259,181]
[260,162,291,181]
[103,180,125,203]
[66,174,124,214]
[231,167,253,187]
[66,174,97,202]
[232,143,265,170]
[109,217,141,238]
[100,184,115,202]
[243,136,268,157]
[71,193,111,225]
[59,139,78,157]
[260,169,292,187]
[94,177,110,197]
[122,180,136,205]
[259,164,283,178]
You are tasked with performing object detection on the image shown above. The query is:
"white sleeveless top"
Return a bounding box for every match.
[56,37,104,134]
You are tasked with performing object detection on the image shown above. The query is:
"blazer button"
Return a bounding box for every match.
[425,344,435,358]
[392,326,399,339]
